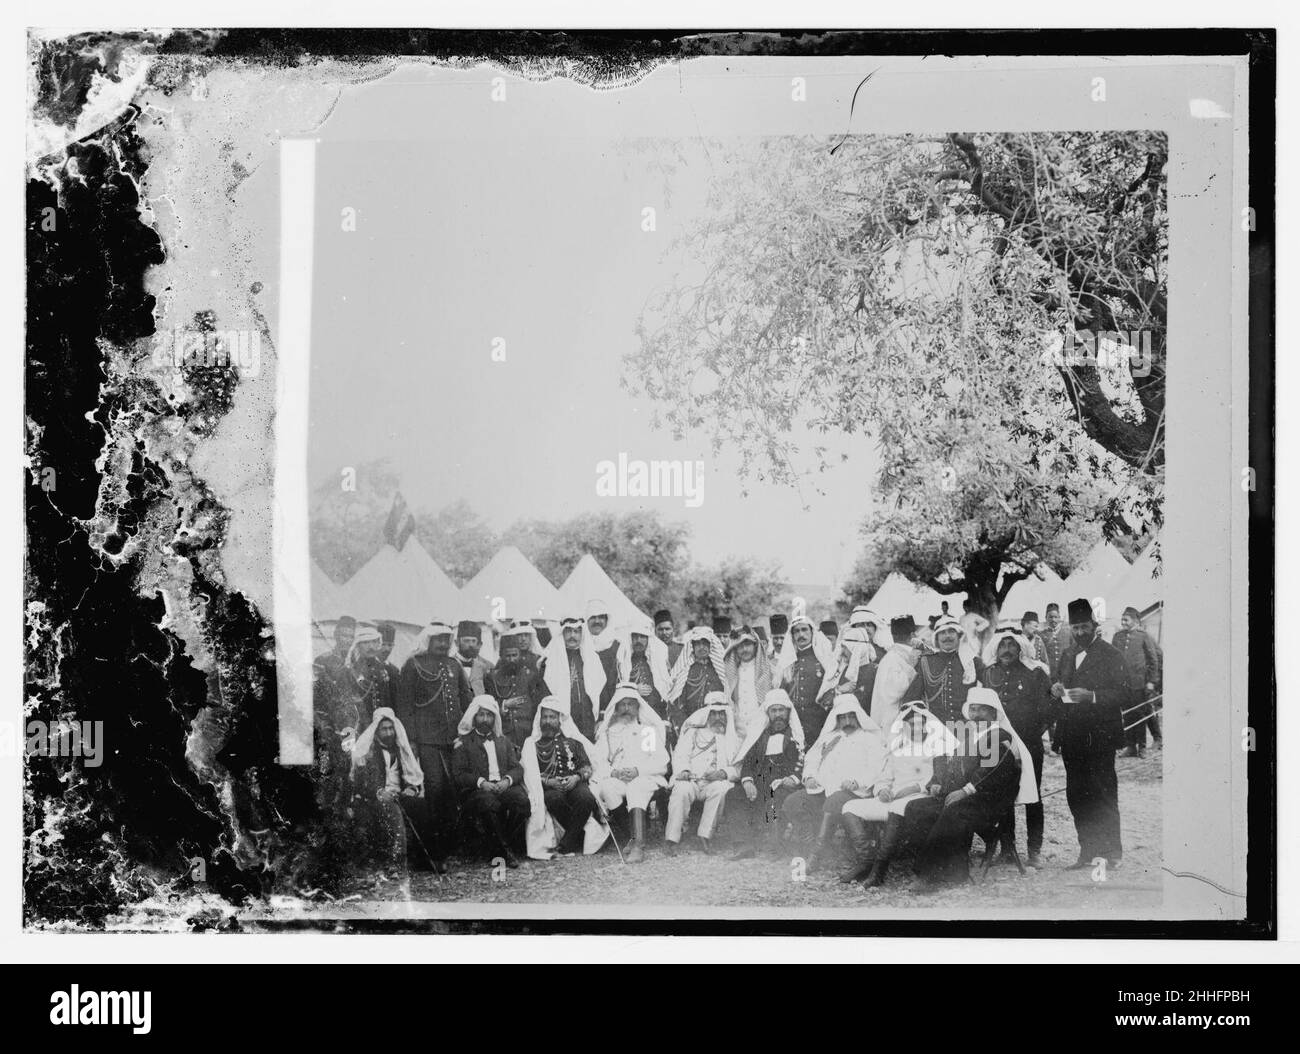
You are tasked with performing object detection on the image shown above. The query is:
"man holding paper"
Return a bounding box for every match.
[1052,597,1134,871]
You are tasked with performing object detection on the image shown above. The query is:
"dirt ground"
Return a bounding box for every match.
[311,746,1164,919]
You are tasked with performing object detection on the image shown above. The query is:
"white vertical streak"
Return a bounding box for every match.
[274,138,317,765]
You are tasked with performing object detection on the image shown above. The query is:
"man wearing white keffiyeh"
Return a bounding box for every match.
[780,694,888,872]
[730,689,805,859]
[590,684,670,863]
[666,626,727,732]
[664,695,739,855]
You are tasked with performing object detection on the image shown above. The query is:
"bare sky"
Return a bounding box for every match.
[307,65,881,585]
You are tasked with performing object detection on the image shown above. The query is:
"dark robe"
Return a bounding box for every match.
[732,724,804,834]
[596,641,620,719]
[782,648,827,742]
[908,726,1021,885]
[350,740,422,867]
[486,659,547,750]
[564,649,597,742]
[1055,635,1133,862]
[394,653,472,854]
[980,660,1051,856]
[626,647,666,721]
[666,640,684,670]
[904,651,974,726]
[672,659,725,730]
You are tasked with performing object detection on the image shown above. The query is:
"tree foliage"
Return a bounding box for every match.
[627,132,1166,617]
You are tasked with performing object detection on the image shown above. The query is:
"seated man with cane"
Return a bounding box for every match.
[520,695,609,860]
[350,707,425,875]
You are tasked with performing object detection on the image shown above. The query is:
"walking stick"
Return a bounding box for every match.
[597,801,628,866]
[398,799,446,885]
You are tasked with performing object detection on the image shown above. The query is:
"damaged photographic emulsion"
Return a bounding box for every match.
[22,28,1273,937]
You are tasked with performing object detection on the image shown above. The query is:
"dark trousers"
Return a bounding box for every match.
[359,793,425,868]
[462,784,530,856]
[543,782,599,850]
[797,705,828,745]
[732,781,798,837]
[781,788,855,834]
[413,743,457,857]
[1125,694,1162,749]
[1062,744,1122,862]
[913,793,1008,885]
[1000,744,1045,855]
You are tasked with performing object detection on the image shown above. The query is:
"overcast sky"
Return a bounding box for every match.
[307,65,880,586]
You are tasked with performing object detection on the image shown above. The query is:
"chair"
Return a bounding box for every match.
[976,816,1026,879]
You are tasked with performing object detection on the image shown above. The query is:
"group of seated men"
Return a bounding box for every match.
[312,595,1158,891]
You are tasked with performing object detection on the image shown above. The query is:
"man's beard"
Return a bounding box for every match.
[770,720,788,734]
[500,660,519,674]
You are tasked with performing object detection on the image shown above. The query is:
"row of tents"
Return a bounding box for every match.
[311,535,1161,664]
[863,540,1162,642]
[313,540,643,627]
[310,540,648,666]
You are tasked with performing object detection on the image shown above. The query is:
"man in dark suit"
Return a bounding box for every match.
[452,696,528,868]
[1052,598,1134,870]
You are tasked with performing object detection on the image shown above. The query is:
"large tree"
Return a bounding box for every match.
[679,556,788,628]
[627,132,1164,618]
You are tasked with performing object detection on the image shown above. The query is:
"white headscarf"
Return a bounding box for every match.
[666,625,727,703]
[519,694,608,859]
[351,706,424,792]
[962,686,1039,806]
[585,599,618,652]
[543,617,607,712]
[735,687,806,767]
[344,624,382,667]
[931,614,978,685]
[775,614,836,683]
[849,607,892,651]
[616,616,672,697]
[804,693,885,787]
[412,621,454,657]
[673,697,741,778]
[983,620,1049,675]
[890,701,960,759]
[499,620,544,659]
[457,694,503,738]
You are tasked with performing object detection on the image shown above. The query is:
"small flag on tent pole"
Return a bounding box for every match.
[383,492,416,551]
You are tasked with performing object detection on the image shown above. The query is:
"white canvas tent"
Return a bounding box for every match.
[557,554,648,629]
[310,561,348,622]
[342,536,464,627]
[1113,542,1162,614]
[459,546,564,623]
[865,572,965,625]
[1060,542,1135,639]
[1001,564,1068,622]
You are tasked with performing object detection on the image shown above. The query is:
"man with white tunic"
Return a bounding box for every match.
[590,683,670,863]
[840,702,958,887]
[871,615,925,732]
[780,694,888,872]
[665,694,739,855]
[724,626,772,744]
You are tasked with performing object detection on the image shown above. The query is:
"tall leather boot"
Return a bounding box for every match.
[863,814,903,888]
[807,814,837,872]
[626,807,647,863]
[838,813,877,883]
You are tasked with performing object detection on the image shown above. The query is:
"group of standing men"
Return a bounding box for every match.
[310,592,1160,891]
